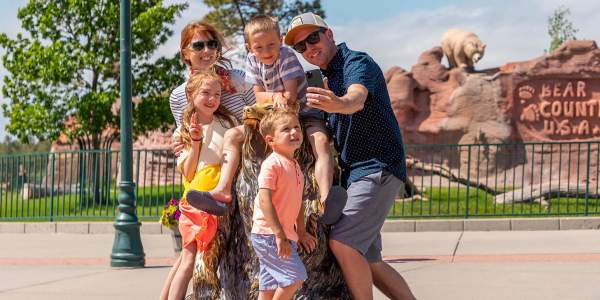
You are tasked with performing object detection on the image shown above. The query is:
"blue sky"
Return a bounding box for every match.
[1,0,600,141]
[323,0,449,22]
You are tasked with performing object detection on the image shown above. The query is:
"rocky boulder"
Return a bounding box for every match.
[386,40,600,195]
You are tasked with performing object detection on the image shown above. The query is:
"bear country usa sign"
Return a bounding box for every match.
[515,79,600,141]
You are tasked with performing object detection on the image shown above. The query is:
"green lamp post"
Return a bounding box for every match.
[110,0,145,268]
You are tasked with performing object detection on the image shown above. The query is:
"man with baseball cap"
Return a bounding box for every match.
[285,12,415,300]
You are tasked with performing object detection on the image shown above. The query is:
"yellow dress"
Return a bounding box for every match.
[173,119,230,251]
[178,165,220,251]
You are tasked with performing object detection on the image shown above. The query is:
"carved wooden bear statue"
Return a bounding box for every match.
[192,103,350,299]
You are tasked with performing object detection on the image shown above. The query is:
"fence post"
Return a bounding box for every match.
[79,150,86,210]
[0,157,4,219]
[49,153,55,222]
[465,145,471,219]
[585,142,591,216]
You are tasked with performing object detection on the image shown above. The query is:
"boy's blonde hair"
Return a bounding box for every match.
[244,15,280,44]
[180,72,237,146]
[259,109,299,139]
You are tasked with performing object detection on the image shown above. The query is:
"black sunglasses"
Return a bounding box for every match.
[189,40,219,51]
[292,28,326,53]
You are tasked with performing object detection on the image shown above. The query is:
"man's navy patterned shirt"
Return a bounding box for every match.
[322,43,407,187]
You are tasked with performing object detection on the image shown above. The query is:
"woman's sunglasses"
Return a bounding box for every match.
[292,28,326,53]
[189,40,219,51]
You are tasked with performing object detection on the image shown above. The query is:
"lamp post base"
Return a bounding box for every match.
[111,220,145,267]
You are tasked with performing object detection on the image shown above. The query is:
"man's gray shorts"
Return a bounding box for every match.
[330,170,404,262]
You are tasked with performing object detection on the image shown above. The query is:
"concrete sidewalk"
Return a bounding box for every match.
[1,231,599,299]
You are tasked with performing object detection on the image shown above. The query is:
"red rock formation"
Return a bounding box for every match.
[386,40,600,191]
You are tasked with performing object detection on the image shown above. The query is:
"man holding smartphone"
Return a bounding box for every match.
[305,69,325,89]
[285,13,416,300]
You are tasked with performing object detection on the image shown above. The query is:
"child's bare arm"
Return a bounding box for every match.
[182,141,201,182]
[253,85,291,109]
[253,85,278,104]
[182,112,203,182]
[258,188,291,258]
[258,188,285,239]
[281,77,299,104]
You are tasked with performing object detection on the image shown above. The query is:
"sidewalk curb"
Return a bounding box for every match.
[0,221,171,234]
[381,217,600,232]
[2,217,600,234]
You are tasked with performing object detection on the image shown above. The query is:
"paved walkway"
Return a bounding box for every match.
[0,230,599,299]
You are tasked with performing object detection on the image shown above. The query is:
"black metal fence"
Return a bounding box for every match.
[1,141,599,221]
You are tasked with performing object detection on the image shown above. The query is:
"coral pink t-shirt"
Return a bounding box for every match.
[251,152,304,241]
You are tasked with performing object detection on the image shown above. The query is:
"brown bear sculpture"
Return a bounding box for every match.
[192,104,350,299]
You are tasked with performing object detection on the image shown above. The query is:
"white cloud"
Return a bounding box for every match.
[317,1,600,71]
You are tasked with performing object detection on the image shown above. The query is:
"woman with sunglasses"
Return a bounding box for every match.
[161,20,255,300]
[169,20,257,202]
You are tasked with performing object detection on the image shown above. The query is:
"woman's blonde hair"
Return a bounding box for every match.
[180,72,237,147]
[180,20,231,69]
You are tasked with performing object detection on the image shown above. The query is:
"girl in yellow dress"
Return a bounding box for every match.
[162,71,237,300]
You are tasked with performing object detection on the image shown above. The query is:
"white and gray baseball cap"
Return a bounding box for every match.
[284,12,328,46]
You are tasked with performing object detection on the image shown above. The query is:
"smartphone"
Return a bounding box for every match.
[305,69,324,88]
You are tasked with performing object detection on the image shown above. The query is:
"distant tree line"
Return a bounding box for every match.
[0,136,51,155]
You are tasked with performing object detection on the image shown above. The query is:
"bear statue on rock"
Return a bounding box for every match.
[441,28,486,70]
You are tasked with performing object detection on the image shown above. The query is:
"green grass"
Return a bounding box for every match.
[2,185,600,221]
[388,186,600,218]
[0,184,183,221]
